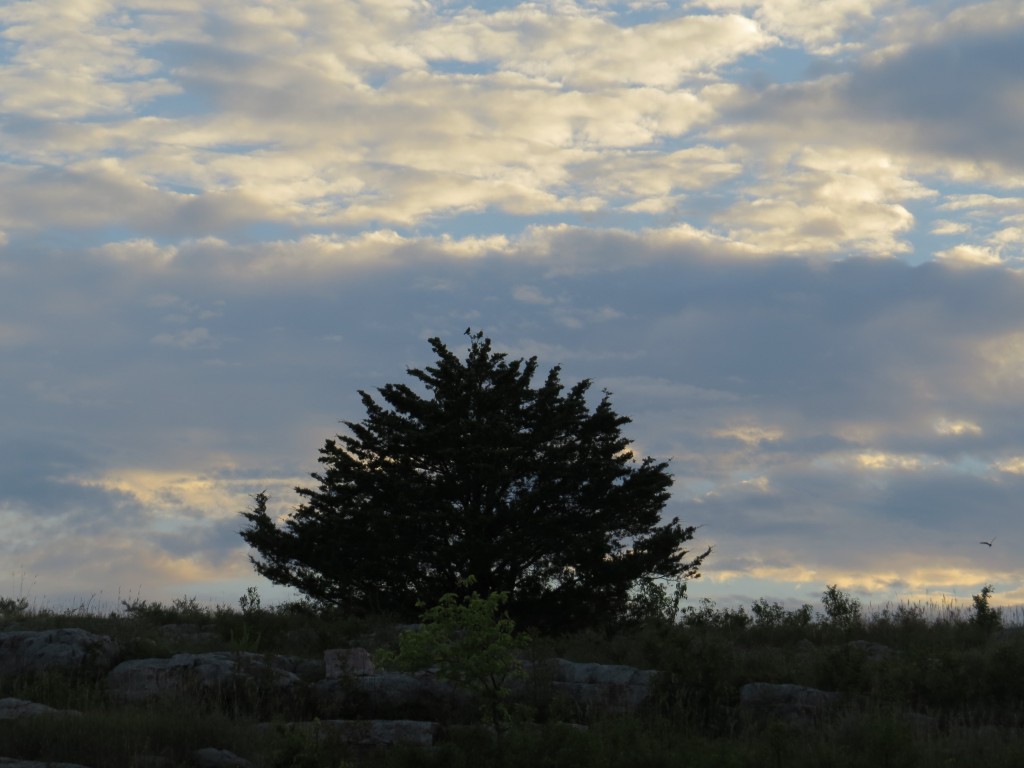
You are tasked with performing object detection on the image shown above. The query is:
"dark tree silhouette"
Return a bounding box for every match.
[240,330,709,629]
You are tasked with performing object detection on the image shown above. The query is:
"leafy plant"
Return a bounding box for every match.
[239,586,263,617]
[821,585,862,631]
[750,598,786,628]
[376,580,530,730]
[0,595,30,619]
[971,584,1002,632]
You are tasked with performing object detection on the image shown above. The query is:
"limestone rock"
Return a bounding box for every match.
[324,647,375,678]
[544,659,657,715]
[0,629,119,678]
[0,697,81,720]
[268,719,439,747]
[312,671,468,720]
[106,652,302,703]
[191,748,255,768]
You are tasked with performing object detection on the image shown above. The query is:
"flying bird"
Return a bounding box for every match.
[980,536,997,547]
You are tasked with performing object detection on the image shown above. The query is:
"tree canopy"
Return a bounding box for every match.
[240,330,710,630]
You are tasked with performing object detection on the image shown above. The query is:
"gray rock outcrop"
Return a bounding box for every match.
[0,629,119,678]
[545,658,657,715]
[267,719,439,747]
[191,748,255,768]
[312,670,469,720]
[324,647,375,678]
[106,652,304,703]
[0,697,82,720]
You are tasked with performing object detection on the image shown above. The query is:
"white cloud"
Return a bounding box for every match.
[934,244,1003,266]
[710,147,933,256]
[939,194,1024,213]
[712,425,784,445]
[0,0,180,119]
[416,9,775,87]
[91,239,178,266]
[931,220,970,235]
[150,327,215,350]
[934,418,982,437]
[689,0,886,52]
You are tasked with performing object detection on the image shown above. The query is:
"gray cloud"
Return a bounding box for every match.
[2,0,1023,609]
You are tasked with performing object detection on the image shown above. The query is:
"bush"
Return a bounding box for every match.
[821,585,862,632]
[377,580,530,729]
[971,584,1002,633]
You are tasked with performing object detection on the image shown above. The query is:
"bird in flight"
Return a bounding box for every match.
[980,536,997,547]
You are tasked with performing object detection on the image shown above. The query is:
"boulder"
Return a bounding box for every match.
[312,671,469,720]
[544,659,657,716]
[191,748,255,768]
[0,697,81,720]
[325,648,375,678]
[0,629,119,678]
[739,682,840,719]
[106,652,303,703]
[267,719,439,747]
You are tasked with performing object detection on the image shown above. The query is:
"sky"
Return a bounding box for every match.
[2,0,1024,616]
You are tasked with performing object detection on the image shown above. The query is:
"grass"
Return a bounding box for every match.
[1,586,1024,766]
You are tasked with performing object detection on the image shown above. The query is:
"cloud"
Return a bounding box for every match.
[690,0,888,52]
[0,0,180,119]
[724,1,1024,174]
[415,8,775,87]
[3,0,1024,610]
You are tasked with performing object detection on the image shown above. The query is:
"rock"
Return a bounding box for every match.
[129,756,177,768]
[325,648,375,678]
[0,760,93,767]
[0,697,81,720]
[0,629,120,678]
[106,652,303,703]
[739,682,840,719]
[191,748,255,768]
[266,719,439,747]
[544,659,657,716]
[549,659,657,687]
[312,671,469,720]
[256,653,323,682]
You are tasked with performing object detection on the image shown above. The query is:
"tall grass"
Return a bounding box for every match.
[1,586,1023,767]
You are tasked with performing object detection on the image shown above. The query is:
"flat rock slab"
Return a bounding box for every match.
[0,629,119,677]
[544,659,657,715]
[264,719,439,747]
[548,659,657,687]
[106,652,303,703]
[324,648,375,678]
[192,748,255,768]
[0,698,81,720]
[312,671,467,720]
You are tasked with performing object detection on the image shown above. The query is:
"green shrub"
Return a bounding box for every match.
[821,585,862,632]
[376,580,530,729]
[970,584,1002,632]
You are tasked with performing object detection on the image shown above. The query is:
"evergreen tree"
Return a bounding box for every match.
[240,330,709,629]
